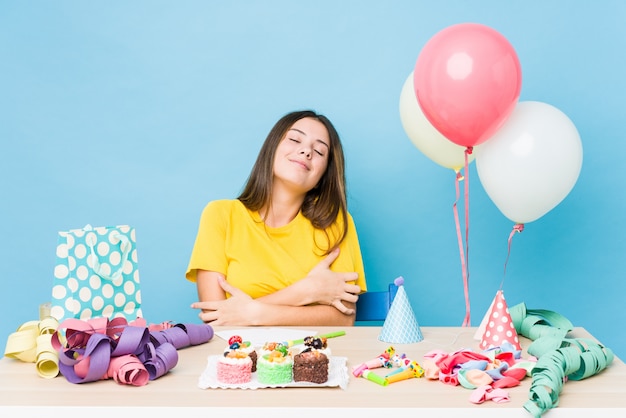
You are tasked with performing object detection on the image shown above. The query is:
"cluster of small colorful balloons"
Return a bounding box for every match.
[400,23,583,226]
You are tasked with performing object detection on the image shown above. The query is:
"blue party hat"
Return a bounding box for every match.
[378,277,423,344]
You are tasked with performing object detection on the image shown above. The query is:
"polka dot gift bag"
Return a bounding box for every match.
[50,224,143,322]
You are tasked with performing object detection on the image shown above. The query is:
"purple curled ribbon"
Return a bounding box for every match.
[150,323,214,349]
[144,342,179,380]
[52,318,214,386]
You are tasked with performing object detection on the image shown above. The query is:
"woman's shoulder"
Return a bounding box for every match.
[202,199,247,215]
[200,199,250,226]
[342,210,357,227]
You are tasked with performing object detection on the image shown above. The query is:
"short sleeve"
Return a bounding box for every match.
[334,212,368,293]
[185,200,229,282]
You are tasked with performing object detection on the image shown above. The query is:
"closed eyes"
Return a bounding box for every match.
[289,138,325,156]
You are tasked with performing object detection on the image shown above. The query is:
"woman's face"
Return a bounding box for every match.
[273,117,330,195]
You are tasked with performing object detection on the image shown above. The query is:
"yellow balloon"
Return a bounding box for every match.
[399,71,476,171]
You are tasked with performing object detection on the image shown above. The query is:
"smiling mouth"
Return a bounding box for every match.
[290,159,310,170]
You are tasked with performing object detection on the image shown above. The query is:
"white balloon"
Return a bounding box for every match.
[476,101,583,224]
[399,71,475,171]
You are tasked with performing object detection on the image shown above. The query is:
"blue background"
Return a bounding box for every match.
[2,1,625,359]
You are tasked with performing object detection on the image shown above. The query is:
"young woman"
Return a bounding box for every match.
[186,110,367,326]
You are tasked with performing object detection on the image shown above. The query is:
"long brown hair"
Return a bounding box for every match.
[238,110,348,254]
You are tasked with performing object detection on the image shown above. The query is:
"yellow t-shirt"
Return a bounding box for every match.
[185,199,367,298]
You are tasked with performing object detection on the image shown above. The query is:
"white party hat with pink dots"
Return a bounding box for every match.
[378,277,423,344]
[478,290,521,351]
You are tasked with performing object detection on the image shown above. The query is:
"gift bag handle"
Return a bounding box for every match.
[86,229,131,281]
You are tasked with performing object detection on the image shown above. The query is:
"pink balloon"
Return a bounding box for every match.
[414,23,522,148]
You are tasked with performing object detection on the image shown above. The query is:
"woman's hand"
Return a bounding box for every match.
[192,247,361,322]
[192,277,356,326]
[191,277,261,325]
[300,247,361,314]
[256,247,360,314]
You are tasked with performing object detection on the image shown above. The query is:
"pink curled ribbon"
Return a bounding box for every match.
[51,317,213,385]
[500,223,524,289]
[452,147,473,326]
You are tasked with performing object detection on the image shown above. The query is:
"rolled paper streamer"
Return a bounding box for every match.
[144,342,179,380]
[146,320,173,331]
[49,317,213,386]
[111,326,150,357]
[150,331,169,346]
[179,323,214,345]
[149,323,214,349]
[362,369,388,386]
[35,334,59,379]
[36,349,60,379]
[107,355,149,386]
[60,332,113,383]
[153,326,190,349]
[4,321,39,362]
[5,315,61,368]
[39,316,59,334]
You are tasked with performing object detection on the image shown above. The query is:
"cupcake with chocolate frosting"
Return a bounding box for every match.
[293,336,330,384]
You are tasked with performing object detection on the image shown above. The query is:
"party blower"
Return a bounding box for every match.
[385,360,425,383]
[352,346,395,377]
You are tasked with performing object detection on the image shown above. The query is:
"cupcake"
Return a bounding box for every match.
[224,335,257,372]
[293,336,330,384]
[216,335,253,384]
[256,341,293,385]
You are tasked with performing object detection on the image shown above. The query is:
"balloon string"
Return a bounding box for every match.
[501,223,524,289]
[452,171,468,326]
[463,146,472,326]
[452,146,472,327]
